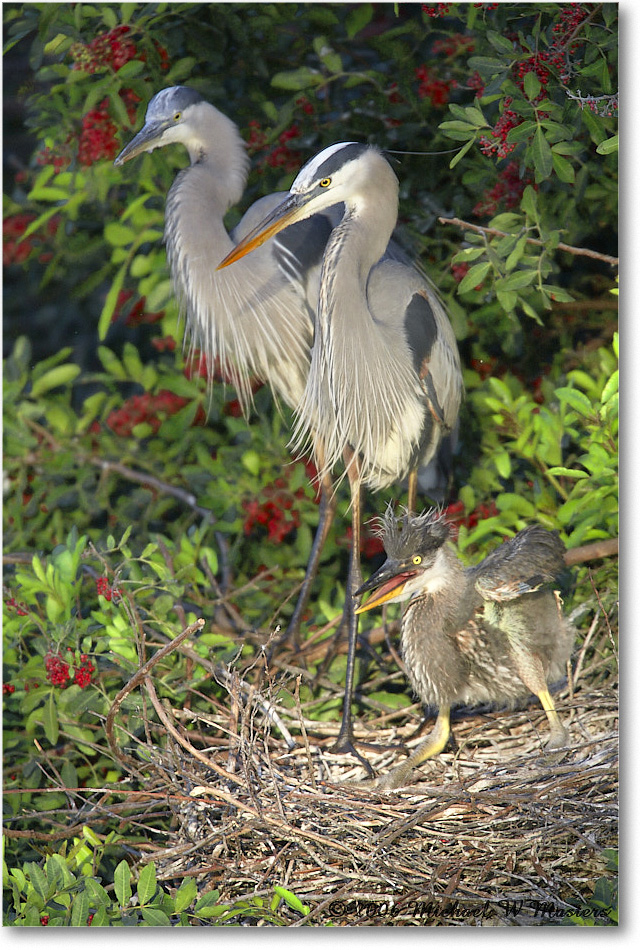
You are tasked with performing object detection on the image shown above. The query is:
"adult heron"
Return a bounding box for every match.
[115,86,351,638]
[355,508,574,789]
[218,142,463,757]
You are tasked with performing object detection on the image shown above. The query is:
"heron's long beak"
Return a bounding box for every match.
[354,560,417,614]
[114,121,167,166]
[217,193,311,269]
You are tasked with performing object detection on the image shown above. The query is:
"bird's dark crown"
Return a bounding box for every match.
[375,504,451,561]
[150,86,203,115]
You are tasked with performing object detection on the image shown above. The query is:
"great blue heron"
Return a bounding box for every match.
[114,88,420,640]
[355,508,574,789]
[218,142,463,757]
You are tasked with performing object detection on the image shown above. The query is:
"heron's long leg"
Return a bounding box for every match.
[285,469,337,643]
[332,450,370,769]
[407,468,418,515]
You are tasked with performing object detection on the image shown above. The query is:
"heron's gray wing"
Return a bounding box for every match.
[272,210,337,288]
[469,526,566,603]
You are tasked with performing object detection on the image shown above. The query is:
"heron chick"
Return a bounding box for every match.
[355,508,575,790]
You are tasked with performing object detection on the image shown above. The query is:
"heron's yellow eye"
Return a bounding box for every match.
[319,177,331,187]
[174,112,181,122]
[412,555,422,565]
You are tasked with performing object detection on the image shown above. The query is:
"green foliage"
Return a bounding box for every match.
[3,847,310,926]
[4,2,617,926]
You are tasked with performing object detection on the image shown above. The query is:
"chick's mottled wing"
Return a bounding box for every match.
[469,526,566,603]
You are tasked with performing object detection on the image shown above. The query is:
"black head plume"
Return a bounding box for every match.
[373,504,452,561]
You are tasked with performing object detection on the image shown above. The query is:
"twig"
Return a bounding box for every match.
[105,619,205,767]
[439,216,619,268]
[142,673,241,785]
[89,455,215,521]
[564,537,618,567]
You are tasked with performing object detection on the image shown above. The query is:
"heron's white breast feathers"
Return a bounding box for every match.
[166,171,312,414]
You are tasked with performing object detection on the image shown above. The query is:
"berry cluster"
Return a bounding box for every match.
[243,479,303,543]
[3,213,61,267]
[432,33,475,57]
[46,649,97,690]
[70,25,138,73]
[111,289,165,327]
[473,160,532,217]
[106,389,203,437]
[445,499,500,537]
[246,122,303,173]
[295,96,314,116]
[466,71,485,98]
[3,683,16,695]
[73,657,96,689]
[151,335,177,353]
[96,576,122,601]
[36,145,70,174]
[78,90,141,166]
[422,3,453,16]
[45,652,71,687]
[479,97,520,158]
[5,595,29,616]
[265,125,303,173]
[415,65,456,107]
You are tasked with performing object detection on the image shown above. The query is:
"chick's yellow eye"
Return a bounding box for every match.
[412,555,422,566]
[319,177,331,187]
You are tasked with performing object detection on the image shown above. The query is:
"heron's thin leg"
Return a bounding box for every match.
[285,469,337,643]
[331,450,372,772]
[407,468,418,515]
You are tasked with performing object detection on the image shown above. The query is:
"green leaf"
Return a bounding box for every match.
[520,185,539,221]
[26,862,49,901]
[114,859,132,908]
[104,222,137,248]
[141,908,170,926]
[71,890,89,927]
[523,71,541,100]
[532,126,553,180]
[346,3,372,37]
[136,861,157,905]
[596,133,618,155]
[97,346,127,379]
[271,67,321,90]
[457,261,491,294]
[497,269,538,291]
[43,690,60,745]
[98,263,127,341]
[552,152,576,183]
[30,364,80,397]
[449,136,476,168]
[241,449,261,476]
[506,120,538,143]
[274,886,309,915]
[173,878,197,913]
[556,387,594,416]
[494,450,512,480]
[547,467,589,479]
[485,31,516,55]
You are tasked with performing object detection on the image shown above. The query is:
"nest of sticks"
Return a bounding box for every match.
[102,593,618,927]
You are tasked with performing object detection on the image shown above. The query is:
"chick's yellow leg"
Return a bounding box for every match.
[537,687,569,750]
[511,646,569,750]
[369,707,452,791]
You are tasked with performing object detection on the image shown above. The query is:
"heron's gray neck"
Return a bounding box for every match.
[184,105,249,211]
